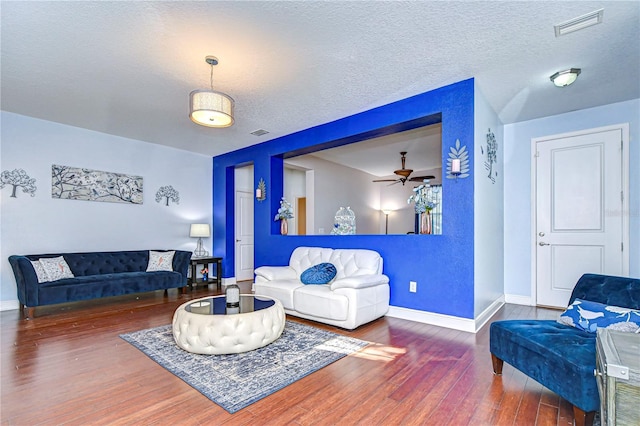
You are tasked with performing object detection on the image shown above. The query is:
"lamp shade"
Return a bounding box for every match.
[190,223,210,238]
[189,89,234,127]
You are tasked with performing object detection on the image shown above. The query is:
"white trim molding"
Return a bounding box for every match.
[0,299,20,312]
[387,296,504,333]
[504,294,533,306]
[530,123,630,307]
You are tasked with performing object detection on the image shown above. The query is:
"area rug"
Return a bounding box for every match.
[120,320,368,413]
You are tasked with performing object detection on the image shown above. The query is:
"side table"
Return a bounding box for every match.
[595,328,640,426]
[189,256,222,290]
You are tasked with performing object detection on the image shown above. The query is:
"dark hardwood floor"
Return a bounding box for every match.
[1,283,571,425]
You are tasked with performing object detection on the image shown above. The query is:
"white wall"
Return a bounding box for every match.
[379,183,418,234]
[285,156,381,234]
[473,83,505,316]
[0,112,212,308]
[284,167,306,235]
[503,99,640,301]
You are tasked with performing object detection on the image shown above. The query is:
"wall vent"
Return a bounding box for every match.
[555,9,604,37]
[250,129,270,136]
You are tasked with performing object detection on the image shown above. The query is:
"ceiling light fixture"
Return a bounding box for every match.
[550,68,581,87]
[189,56,234,128]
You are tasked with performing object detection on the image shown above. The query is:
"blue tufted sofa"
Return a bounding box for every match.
[490,273,640,426]
[9,249,191,318]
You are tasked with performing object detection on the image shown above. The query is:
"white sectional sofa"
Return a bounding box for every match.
[253,246,390,330]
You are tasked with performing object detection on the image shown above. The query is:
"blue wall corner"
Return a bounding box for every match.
[213,78,476,318]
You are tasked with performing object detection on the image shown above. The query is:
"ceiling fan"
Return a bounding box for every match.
[373,151,435,186]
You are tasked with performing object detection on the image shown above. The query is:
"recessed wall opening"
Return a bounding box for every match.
[281,114,443,235]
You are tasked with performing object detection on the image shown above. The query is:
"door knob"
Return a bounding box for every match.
[539,242,549,246]
[236,239,241,242]
[538,232,545,237]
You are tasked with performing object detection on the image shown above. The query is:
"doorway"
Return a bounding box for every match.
[531,124,629,308]
[234,166,254,282]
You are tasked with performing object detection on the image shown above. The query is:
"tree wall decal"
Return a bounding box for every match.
[1,168,37,198]
[484,128,498,183]
[155,185,180,206]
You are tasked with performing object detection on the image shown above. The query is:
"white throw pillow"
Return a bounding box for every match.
[30,260,51,283]
[38,256,75,281]
[147,250,175,272]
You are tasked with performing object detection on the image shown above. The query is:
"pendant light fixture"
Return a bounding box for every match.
[189,56,235,127]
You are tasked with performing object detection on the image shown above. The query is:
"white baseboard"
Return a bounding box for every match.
[0,299,20,312]
[504,294,533,306]
[475,296,505,332]
[386,296,504,333]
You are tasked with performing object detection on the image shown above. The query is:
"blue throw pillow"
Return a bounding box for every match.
[300,263,337,285]
[558,298,640,333]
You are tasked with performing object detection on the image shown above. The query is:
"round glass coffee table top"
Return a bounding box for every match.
[185,294,275,315]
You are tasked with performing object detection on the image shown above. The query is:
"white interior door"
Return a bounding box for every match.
[534,127,624,307]
[235,190,254,281]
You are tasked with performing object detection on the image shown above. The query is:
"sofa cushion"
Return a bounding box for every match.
[301,263,337,285]
[37,271,183,305]
[294,285,348,321]
[30,260,51,283]
[39,256,75,281]
[558,298,640,333]
[329,249,382,279]
[254,279,303,310]
[146,250,175,272]
[289,247,334,275]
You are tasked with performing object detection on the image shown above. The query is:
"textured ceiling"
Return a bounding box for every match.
[2,1,639,166]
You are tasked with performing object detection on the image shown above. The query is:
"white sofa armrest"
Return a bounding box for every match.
[330,274,389,290]
[254,266,298,282]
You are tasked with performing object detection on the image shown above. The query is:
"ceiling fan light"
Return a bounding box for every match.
[550,68,581,87]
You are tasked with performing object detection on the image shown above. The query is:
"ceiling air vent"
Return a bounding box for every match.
[250,129,270,137]
[555,9,604,37]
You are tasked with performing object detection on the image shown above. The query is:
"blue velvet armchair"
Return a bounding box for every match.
[490,273,640,426]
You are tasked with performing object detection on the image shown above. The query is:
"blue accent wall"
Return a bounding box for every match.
[213,79,475,318]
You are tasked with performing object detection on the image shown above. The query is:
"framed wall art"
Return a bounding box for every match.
[51,164,143,204]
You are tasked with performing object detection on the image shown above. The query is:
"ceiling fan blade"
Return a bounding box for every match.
[388,180,402,186]
[373,179,398,182]
[409,175,436,181]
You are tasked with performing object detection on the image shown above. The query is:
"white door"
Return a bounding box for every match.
[235,190,254,281]
[534,127,625,307]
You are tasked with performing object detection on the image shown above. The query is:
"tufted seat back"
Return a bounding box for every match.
[288,246,383,279]
[569,273,640,309]
[25,250,179,276]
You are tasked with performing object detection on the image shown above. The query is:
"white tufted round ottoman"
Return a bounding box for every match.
[172,294,285,355]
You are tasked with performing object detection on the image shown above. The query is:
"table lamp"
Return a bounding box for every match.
[190,223,210,257]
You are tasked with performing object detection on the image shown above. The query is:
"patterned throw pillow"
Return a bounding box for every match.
[38,256,75,281]
[146,250,175,272]
[558,298,640,333]
[300,263,337,285]
[30,260,51,283]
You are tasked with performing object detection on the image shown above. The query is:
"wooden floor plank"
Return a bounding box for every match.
[0,286,577,425]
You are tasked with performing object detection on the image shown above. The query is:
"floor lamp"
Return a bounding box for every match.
[382,210,392,235]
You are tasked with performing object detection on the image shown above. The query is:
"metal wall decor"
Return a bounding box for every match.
[482,128,498,184]
[446,139,470,180]
[155,185,180,206]
[51,164,143,204]
[1,168,37,198]
[256,178,266,201]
